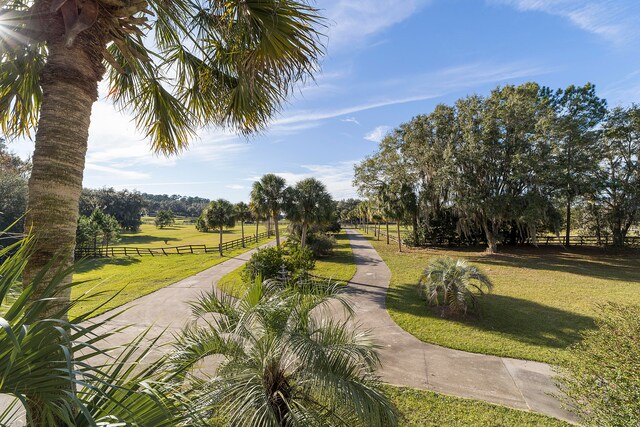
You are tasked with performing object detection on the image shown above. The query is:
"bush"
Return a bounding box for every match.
[306,233,336,257]
[556,303,640,426]
[418,256,493,318]
[242,244,316,283]
[242,246,286,282]
[154,209,175,229]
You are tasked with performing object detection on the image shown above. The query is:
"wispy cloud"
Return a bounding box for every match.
[341,117,361,125]
[490,0,640,45]
[364,126,390,142]
[321,0,432,49]
[85,163,151,180]
[226,184,246,190]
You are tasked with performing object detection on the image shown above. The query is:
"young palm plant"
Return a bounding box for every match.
[0,236,207,426]
[169,278,398,427]
[418,256,493,318]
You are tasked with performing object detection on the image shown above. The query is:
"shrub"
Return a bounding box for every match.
[307,233,336,257]
[286,242,315,272]
[242,246,286,282]
[555,303,640,426]
[418,256,493,317]
[154,209,175,229]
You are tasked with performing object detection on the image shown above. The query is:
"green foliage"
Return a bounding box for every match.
[306,232,337,257]
[556,303,640,426]
[0,237,205,426]
[283,177,335,247]
[419,256,493,317]
[79,187,145,232]
[0,141,28,235]
[170,277,397,427]
[242,243,316,283]
[204,199,236,231]
[76,207,121,252]
[154,209,175,229]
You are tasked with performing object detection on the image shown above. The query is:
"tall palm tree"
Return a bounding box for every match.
[205,199,236,256]
[251,174,287,247]
[249,200,263,244]
[0,0,324,316]
[284,178,334,248]
[170,278,398,427]
[234,201,251,248]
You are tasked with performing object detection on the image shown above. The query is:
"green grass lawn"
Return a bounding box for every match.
[384,385,569,426]
[117,222,271,248]
[364,233,640,364]
[70,235,273,319]
[218,232,357,297]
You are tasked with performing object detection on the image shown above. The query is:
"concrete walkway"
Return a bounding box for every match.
[343,228,576,423]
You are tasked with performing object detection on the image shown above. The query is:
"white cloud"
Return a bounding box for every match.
[226,184,246,190]
[85,163,151,180]
[364,126,391,142]
[270,161,359,199]
[490,0,640,45]
[341,117,361,125]
[320,0,432,49]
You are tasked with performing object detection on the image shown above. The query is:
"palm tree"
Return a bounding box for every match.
[284,178,334,248]
[251,174,287,247]
[205,199,236,256]
[418,256,493,317]
[0,0,324,317]
[170,278,398,427]
[249,200,264,244]
[0,237,206,426]
[234,201,251,248]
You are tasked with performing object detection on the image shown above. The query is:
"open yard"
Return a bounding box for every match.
[218,232,357,297]
[118,220,270,248]
[70,234,274,319]
[368,234,640,363]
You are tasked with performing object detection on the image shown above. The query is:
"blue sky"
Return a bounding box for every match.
[13,0,640,202]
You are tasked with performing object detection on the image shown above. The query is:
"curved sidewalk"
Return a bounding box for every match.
[343,228,576,423]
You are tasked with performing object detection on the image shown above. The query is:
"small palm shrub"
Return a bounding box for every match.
[242,244,315,282]
[170,277,398,426]
[0,236,205,426]
[556,303,640,426]
[418,256,493,318]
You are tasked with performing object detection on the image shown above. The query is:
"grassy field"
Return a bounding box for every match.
[117,221,270,248]
[366,233,640,364]
[70,235,273,319]
[218,232,357,297]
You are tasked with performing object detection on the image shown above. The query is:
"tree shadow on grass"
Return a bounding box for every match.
[74,257,142,274]
[118,235,181,245]
[387,284,595,352]
[466,246,640,283]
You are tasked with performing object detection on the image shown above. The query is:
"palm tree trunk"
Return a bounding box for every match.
[256,220,259,244]
[301,222,308,248]
[24,37,104,320]
[273,211,281,247]
[219,228,223,256]
[386,221,390,244]
[565,197,572,247]
[396,222,402,252]
[241,220,245,248]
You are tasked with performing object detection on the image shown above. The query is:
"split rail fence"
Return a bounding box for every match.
[75,231,271,258]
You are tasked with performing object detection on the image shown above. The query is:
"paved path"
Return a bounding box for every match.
[343,228,576,423]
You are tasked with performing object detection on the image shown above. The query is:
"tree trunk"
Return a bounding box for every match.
[23,18,106,425]
[301,222,308,248]
[241,220,245,248]
[24,35,104,319]
[612,228,626,247]
[565,197,572,247]
[219,228,223,256]
[484,223,498,254]
[396,222,402,252]
[386,221,390,245]
[256,220,259,244]
[273,211,280,247]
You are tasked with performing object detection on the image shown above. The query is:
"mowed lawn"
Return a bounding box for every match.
[117,221,270,249]
[218,232,357,297]
[70,235,273,319]
[367,234,640,364]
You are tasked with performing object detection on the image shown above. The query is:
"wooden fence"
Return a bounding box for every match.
[75,231,271,258]
[347,223,640,248]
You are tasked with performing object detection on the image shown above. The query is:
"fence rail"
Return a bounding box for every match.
[345,223,640,248]
[75,231,271,258]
